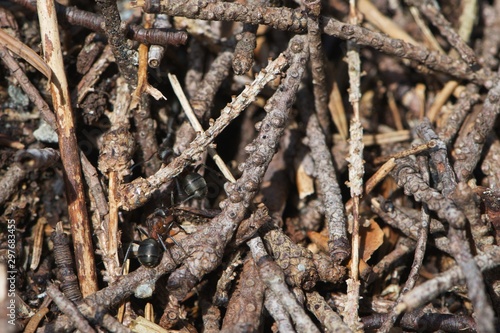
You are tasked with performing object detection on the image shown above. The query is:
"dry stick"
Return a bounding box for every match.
[453,79,500,182]
[297,89,349,263]
[373,141,438,165]
[14,148,60,170]
[368,237,417,285]
[148,14,171,68]
[97,87,135,284]
[305,0,331,140]
[143,0,490,85]
[344,158,397,213]
[213,249,244,307]
[391,158,495,333]
[132,31,162,176]
[51,223,84,304]
[185,39,206,97]
[305,291,352,333]
[220,256,265,332]
[264,289,296,333]
[333,130,411,146]
[96,0,137,87]
[191,43,235,122]
[423,0,476,122]
[0,44,56,126]
[248,237,320,333]
[398,245,500,313]
[46,284,96,333]
[73,44,114,105]
[358,0,419,45]
[201,299,222,333]
[437,84,480,144]
[0,28,51,79]
[174,44,235,153]
[262,229,319,290]
[37,0,98,297]
[118,52,289,211]
[481,136,500,189]
[344,2,363,330]
[480,2,500,70]
[379,156,431,333]
[166,36,309,302]
[168,73,236,183]
[417,119,498,330]
[405,0,477,65]
[451,183,495,252]
[233,23,258,75]
[415,118,457,197]
[12,0,188,47]
[362,311,477,331]
[371,198,451,253]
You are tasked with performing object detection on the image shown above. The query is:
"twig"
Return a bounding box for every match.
[0,164,27,205]
[167,73,236,183]
[297,89,349,263]
[415,118,457,197]
[220,256,265,332]
[0,28,51,79]
[248,236,320,333]
[131,29,162,176]
[368,237,417,285]
[453,79,500,182]
[378,156,431,333]
[264,289,295,333]
[262,228,318,290]
[95,0,137,87]
[233,23,257,75]
[305,291,351,333]
[437,84,480,144]
[46,284,96,333]
[305,0,331,139]
[405,0,477,65]
[0,44,56,126]
[51,223,83,303]
[37,0,98,296]
[344,2,363,329]
[14,148,60,170]
[397,245,500,314]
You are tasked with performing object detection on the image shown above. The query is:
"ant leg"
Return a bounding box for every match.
[137,227,149,239]
[162,221,189,256]
[121,242,135,275]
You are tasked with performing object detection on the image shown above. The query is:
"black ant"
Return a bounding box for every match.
[122,209,186,270]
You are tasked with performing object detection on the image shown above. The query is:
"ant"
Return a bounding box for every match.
[122,209,186,270]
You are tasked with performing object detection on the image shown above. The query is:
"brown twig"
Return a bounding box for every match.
[51,223,83,304]
[305,0,331,139]
[297,88,349,263]
[220,256,265,332]
[46,284,95,333]
[37,0,98,297]
[378,156,431,333]
[248,236,320,333]
[453,79,500,182]
[405,0,477,65]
